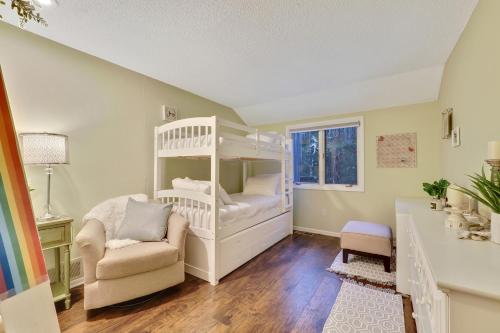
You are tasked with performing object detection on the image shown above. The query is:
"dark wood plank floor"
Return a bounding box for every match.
[56,232,416,333]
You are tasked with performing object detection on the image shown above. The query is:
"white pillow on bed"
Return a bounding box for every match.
[245,131,280,144]
[243,173,280,196]
[219,187,236,205]
[172,177,211,194]
[171,177,236,205]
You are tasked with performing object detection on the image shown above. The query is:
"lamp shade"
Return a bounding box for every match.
[19,133,69,165]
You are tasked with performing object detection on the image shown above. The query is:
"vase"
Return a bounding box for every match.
[491,212,500,244]
[430,198,443,211]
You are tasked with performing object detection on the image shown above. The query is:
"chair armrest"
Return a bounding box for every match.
[75,219,106,284]
[167,213,189,261]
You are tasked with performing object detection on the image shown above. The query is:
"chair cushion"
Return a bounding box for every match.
[96,242,178,280]
[340,220,392,257]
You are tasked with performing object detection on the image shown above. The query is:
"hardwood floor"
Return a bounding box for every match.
[56,232,417,333]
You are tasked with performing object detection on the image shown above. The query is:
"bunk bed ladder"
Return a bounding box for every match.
[153,126,162,200]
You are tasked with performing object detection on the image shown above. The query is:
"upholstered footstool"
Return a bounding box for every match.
[340,220,393,273]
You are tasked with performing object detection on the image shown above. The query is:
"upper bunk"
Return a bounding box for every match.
[154,116,290,160]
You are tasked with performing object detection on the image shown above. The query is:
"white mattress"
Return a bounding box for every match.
[172,193,282,230]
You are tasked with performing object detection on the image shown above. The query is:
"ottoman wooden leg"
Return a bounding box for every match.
[383,256,391,273]
[342,250,349,263]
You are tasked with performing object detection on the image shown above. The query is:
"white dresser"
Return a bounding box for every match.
[396,198,500,333]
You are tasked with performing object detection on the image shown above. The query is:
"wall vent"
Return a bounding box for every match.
[47,257,82,282]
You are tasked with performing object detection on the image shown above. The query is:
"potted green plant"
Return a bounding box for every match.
[422,179,450,210]
[456,168,500,244]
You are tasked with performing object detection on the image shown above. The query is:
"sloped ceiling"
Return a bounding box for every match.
[1,0,477,125]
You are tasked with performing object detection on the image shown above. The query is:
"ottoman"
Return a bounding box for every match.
[340,220,393,273]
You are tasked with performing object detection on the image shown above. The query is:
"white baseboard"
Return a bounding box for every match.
[185,263,209,281]
[293,226,340,238]
[70,277,84,289]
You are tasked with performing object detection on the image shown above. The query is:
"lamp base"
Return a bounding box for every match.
[37,212,60,222]
[486,159,500,183]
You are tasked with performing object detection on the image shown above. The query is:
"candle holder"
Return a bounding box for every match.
[486,159,500,183]
[445,185,469,229]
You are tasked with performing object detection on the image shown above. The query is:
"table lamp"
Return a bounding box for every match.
[19,132,69,221]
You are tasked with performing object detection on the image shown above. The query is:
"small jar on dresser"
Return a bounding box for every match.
[37,216,73,310]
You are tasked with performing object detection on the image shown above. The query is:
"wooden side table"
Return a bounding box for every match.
[37,217,73,309]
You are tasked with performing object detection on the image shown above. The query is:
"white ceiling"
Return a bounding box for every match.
[1,0,477,125]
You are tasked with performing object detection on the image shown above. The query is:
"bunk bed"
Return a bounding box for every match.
[154,116,293,285]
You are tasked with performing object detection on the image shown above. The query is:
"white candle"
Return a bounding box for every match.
[488,141,500,160]
[447,185,465,208]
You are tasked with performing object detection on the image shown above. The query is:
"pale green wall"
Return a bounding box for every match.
[0,23,243,258]
[256,103,441,233]
[3,0,496,246]
[438,0,500,187]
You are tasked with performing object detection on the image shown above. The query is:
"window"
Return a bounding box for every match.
[288,117,364,192]
[291,131,319,184]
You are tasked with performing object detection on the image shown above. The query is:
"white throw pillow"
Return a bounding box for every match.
[198,180,236,205]
[172,177,235,205]
[172,177,211,194]
[115,198,173,242]
[243,173,281,196]
[219,187,236,205]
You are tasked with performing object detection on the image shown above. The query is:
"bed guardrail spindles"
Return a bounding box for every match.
[154,116,293,285]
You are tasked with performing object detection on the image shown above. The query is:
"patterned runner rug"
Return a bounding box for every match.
[327,250,396,286]
[322,282,404,333]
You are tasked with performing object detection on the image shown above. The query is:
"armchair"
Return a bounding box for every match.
[75,213,189,310]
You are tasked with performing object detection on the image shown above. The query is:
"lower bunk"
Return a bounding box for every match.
[184,210,293,284]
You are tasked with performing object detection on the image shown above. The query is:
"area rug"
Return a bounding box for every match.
[327,249,396,286]
[322,281,404,333]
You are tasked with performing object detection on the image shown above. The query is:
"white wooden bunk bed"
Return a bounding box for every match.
[154,116,293,285]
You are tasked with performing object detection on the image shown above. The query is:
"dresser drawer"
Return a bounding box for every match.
[39,225,71,249]
[406,222,449,333]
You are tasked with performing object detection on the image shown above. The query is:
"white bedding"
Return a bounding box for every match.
[166,134,212,150]
[164,133,281,152]
[172,193,282,230]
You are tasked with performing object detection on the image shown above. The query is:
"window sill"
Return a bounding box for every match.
[293,184,365,192]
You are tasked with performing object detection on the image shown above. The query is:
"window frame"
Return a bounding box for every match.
[286,116,364,192]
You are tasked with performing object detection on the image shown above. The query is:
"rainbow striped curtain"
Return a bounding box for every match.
[0,70,48,300]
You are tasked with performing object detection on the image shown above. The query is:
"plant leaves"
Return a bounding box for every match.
[423,178,450,198]
[9,0,47,27]
[456,171,500,213]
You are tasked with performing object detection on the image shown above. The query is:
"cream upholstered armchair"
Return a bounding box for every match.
[75,213,189,310]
